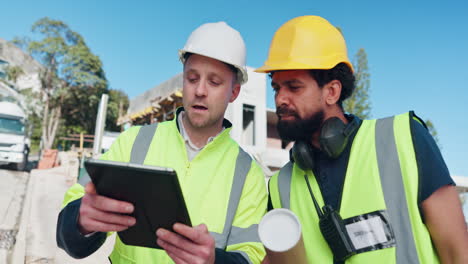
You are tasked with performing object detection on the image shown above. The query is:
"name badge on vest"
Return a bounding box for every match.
[343,210,396,254]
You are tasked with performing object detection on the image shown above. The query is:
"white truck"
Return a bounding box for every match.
[0,101,29,170]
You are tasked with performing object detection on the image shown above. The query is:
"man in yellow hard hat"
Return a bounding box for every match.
[257,15,468,263]
[56,22,267,264]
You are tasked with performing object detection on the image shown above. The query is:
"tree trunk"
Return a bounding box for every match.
[43,105,61,150]
[41,92,50,150]
[49,105,61,149]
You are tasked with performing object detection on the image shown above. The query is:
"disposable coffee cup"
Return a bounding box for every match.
[258,209,307,264]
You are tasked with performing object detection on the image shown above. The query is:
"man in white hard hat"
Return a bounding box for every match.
[57,22,267,264]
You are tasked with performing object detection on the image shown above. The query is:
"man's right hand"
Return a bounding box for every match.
[78,182,136,235]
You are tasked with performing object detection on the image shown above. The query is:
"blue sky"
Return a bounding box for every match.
[1,0,467,177]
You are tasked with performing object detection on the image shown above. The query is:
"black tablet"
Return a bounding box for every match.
[84,159,192,249]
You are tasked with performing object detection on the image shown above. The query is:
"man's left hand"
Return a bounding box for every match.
[157,223,215,264]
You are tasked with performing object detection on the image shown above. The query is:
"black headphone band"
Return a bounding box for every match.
[292,114,361,170]
[343,115,361,137]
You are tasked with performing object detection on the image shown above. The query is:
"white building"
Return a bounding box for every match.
[0,38,43,112]
[0,38,43,93]
[223,67,290,176]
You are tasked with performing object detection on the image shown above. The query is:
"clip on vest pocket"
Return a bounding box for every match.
[343,210,396,255]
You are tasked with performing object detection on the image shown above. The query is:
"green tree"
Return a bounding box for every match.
[57,35,129,135]
[344,48,371,119]
[15,17,109,150]
[5,65,24,84]
[107,89,129,132]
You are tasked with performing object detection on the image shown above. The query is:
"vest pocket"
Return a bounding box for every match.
[343,210,395,255]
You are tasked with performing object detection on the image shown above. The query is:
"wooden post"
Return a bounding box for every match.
[79,132,84,153]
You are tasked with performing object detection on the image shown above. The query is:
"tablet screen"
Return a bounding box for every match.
[85,159,192,249]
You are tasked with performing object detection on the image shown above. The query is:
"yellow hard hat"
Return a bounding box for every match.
[255,16,353,73]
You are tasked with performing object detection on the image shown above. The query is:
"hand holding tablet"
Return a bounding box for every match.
[84,159,192,249]
[78,181,137,235]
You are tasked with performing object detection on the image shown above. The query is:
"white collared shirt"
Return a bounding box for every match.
[177,111,225,161]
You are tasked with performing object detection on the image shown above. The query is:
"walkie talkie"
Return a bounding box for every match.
[304,174,356,262]
[319,205,356,261]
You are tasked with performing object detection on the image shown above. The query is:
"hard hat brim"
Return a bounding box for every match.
[179,49,248,85]
[254,60,354,74]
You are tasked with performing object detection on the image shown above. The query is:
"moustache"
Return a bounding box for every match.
[276,106,299,118]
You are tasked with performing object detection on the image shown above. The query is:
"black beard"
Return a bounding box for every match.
[276,107,324,141]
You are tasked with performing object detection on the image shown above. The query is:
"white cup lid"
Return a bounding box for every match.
[258,208,302,252]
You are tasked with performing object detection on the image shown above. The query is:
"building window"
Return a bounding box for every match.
[242,104,255,146]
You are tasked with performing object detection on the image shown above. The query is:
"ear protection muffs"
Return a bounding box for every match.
[292,115,361,171]
[291,140,315,171]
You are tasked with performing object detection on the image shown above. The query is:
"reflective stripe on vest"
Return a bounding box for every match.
[210,148,260,263]
[375,117,419,264]
[130,124,259,254]
[276,116,420,263]
[130,123,158,164]
[278,161,293,209]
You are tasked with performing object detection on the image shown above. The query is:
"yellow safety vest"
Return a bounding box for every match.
[63,113,267,263]
[269,112,439,263]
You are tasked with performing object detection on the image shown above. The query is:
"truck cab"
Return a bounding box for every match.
[0,101,30,170]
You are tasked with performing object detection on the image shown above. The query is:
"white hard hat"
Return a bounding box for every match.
[179,21,248,85]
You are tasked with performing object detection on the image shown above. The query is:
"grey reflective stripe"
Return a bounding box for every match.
[278,162,293,209]
[130,123,158,164]
[211,148,252,250]
[224,148,252,247]
[210,225,261,250]
[216,226,257,264]
[227,225,261,245]
[210,232,226,249]
[375,117,420,264]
